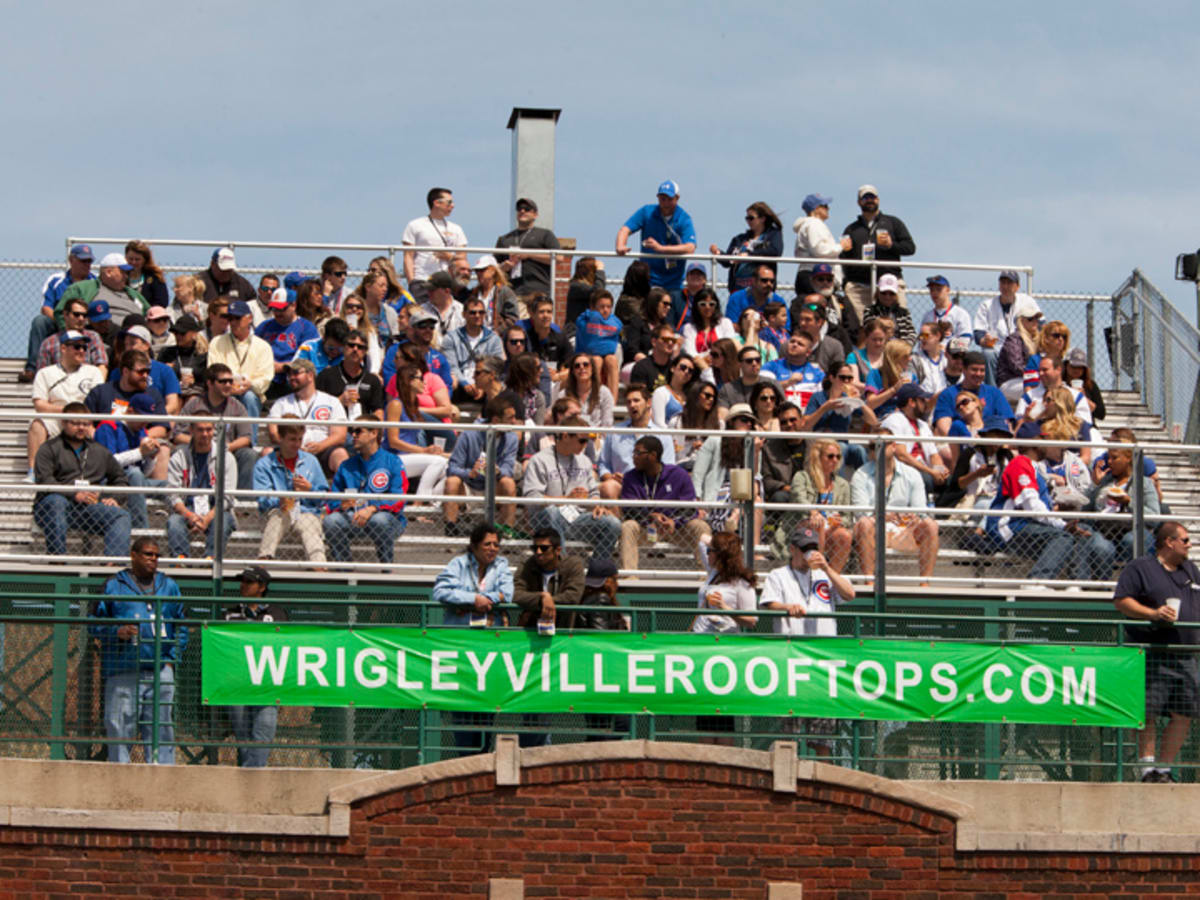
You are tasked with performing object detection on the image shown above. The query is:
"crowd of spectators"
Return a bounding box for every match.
[19,183,1155,585]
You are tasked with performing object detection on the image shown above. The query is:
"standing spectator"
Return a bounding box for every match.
[597,384,676,501]
[323,418,409,565]
[27,331,103,479]
[90,537,186,764]
[792,194,846,297]
[551,353,614,430]
[166,420,237,559]
[36,296,110,377]
[724,264,789,332]
[615,180,697,296]
[402,187,467,302]
[523,416,621,559]
[268,358,348,477]
[681,287,735,360]
[224,566,288,767]
[717,345,767,414]
[792,440,854,573]
[920,275,972,344]
[618,436,711,571]
[574,289,623,400]
[176,364,257,492]
[253,417,328,566]
[495,197,561,299]
[56,252,148,330]
[21,243,95,384]
[513,527,586,631]
[468,256,520,329]
[196,247,257,304]
[443,393,522,537]
[708,201,784,295]
[33,403,131,558]
[206,299,274,440]
[433,523,513,627]
[564,256,603,337]
[1112,521,1200,783]
[315,329,387,423]
[760,525,855,756]
[973,270,1039,386]
[851,428,940,587]
[256,288,320,399]
[123,240,169,308]
[839,185,917,329]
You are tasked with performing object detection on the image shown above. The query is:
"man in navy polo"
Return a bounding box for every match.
[932,350,1015,436]
[22,244,98,383]
[255,288,320,400]
[615,180,697,296]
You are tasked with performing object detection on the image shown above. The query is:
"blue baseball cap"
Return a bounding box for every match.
[227,300,252,318]
[926,274,950,287]
[283,271,308,290]
[1015,421,1043,442]
[981,417,1012,436]
[802,193,832,213]
[86,299,111,322]
[69,243,94,261]
[656,180,679,198]
[685,261,707,278]
[812,263,834,276]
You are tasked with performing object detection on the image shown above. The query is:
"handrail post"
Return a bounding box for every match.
[484,428,498,524]
[741,432,755,570]
[548,249,557,313]
[150,596,162,765]
[1086,297,1096,373]
[873,435,887,616]
[1132,448,1146,559]
[213,422,227,591]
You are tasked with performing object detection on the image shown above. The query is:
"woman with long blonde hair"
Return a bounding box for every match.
[865,338,914,417]
[1040,384,1096,464]
[790,438,852,572]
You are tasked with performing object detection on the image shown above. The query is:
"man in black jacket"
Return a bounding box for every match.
[839,185,916,331]
[512,528,586,630]
[224,566,289,767]
[32,401,131,557]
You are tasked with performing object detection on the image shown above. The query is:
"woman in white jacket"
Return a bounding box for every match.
[792,193,847,296]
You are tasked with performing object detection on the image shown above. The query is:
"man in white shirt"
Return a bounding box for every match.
[1015,355,1092,424]
[972,270,1039,386]
[879,383,951,495]
[267,358,348,476]
[920,275,972,344]
[401,187,468,303]
[28,331,104,477]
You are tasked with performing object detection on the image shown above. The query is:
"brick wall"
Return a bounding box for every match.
[3,757,1200,897]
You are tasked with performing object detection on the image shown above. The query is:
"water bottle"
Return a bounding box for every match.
[646,520,658,544]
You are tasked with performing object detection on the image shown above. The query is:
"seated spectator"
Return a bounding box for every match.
[681,286,735,361]
[166,420,237,559]
[705,337,741,390]
[851,429,939,587]
[433,523,513,629]
[1037,424,1095,512]
[383,364,451,494]
[862,274,916,346]
[93,392,169,531]
[513,527,585,631]
[470,255,521,328]
[1039,385,1097,465]
[532,395,583,459]
[692,404,761,544]
[551,353,614,430]
[36,296,109,378]
[731,306,779,365]
[932,351,1015,436]
[996,297,1043,402]
[345,271,401,350]
[523,415,620,560]
[176,364,258,491]
[268,358,349,477]
[206,299,274,440]
[674,381,720,470]
[33,403,131,558]
[651,355,699,429]
[939,416,1012,511]
[157,315,207,394]
[502,351,546,427]
[757,302,791,356]
[709,201,784,296]
[520,295,570,384]
[804,263,852,332]
[223,566,289,767]
[942,336,970,387]
[749,380,784,432]
[462,354,506,416]
[618,436,711,571]
[973,270,1039,386]
[865,338,916,418]
[1016,355,1092,424]
[792,298,846,376]
[363,256,413,315]
[912,322,948,396]
[970,422,1084,588]
[803,360,877,467]
[316,328,387,432]
[381,309,452,390]
[574,288,622,399]
[761,402,807,506]
[945,390,986,469]
[419,271,465,343]
[725,264,789,332]
[762,331,824,411]
[252,416,328,566]
[717,344,766,414]
[564,256,603,338]
[1074,440,1158,583]
[621,287,672,365]
[761,522,855,644]
[880,384,952,497]
[28,331,104,480]
[1093,427,1162,506]
[442,297,504,403]
[21,244,96,384]
[86,299,118,359]
[443,392,522,536]
[338,291,383,373]
[169,273,208,325]
[846,316,891,385]
[920,275,972,344]
[598,384,676,501]
[107,324,182,415]
[204,297,229,343]
[324,418,409,565]
[1065,346,1105,422]
[391,342,457,429]
[792,439,853,572]
[295,279,332,332]
[614,260,650,324]
[196,247,257,305]
[255,288,321,400]
[54,251,148,343]
[629,324,679,392]
[1021,318,1069,392]
[144,306,175,355]
[317,255,352,313]
[293,316,349,376]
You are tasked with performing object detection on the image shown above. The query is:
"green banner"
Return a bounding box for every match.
[202,625,1145,727]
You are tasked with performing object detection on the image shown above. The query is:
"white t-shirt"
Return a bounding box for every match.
[879,410,943,465]
[920,304,973,343]
[1015,384,1092,424]
[402,216,468,282]
[269,390,347,446]
[691,559,758,634]
[760,564,839,636]
[33,364,104,437]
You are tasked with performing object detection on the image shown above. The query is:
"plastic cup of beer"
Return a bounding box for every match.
[1166,597,1182,615]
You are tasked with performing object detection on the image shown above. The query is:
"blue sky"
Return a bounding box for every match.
[4,1,1199,324]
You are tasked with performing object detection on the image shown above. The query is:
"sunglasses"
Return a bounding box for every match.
[65,309,87,317]
[349,427,371,435]
[215,377,235,385]
[956,399,974,408]
[743,357,761,364]
[822,452,841,460]
[572,362,592,370]
[507,338,526,345]
[757,394,777,403]
[343,304,364,312]
[466,309,486,315]
[414,323,436,330]
[700,392,716,400]
[133,367,151,375]
[532,543,555,552]
[344,342,367,350]
[330,270,348,277]
[676,365,694,375]
[837,374,855,382]
[64,342,88,349]
[757,279,776,285]
[1047,332,1067,339]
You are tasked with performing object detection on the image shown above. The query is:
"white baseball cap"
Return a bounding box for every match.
[98,252,132,271]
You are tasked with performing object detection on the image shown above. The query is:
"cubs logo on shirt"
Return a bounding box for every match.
[814,580,833,603]
[313,405,332,421]
[370,470,390,490]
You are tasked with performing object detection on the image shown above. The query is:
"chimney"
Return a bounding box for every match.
[507,107,561,230]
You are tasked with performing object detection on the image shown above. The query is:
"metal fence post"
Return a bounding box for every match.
[150,596,162,765]
[213,423,228,591]
[872,436,887,614]
[484,428,497,524]
[549,249,557,312]
[1086,297,1095,373]
[1132,448,1146,559]
[741,432,756,570]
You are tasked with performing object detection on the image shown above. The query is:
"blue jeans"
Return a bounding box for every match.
[125,468,165,529]
[237,390,263,445]
[982,347,1000,387]
[233,446,259,492]
[324,510,405,563]
[34,493,131,557]
[228,705,278,767]
[25,314,56,371]
[530,506,620,560]
[104,665,176,764]
[166,510,236,558]
[1014,522,1075,581]
[1074,528,1154,582]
